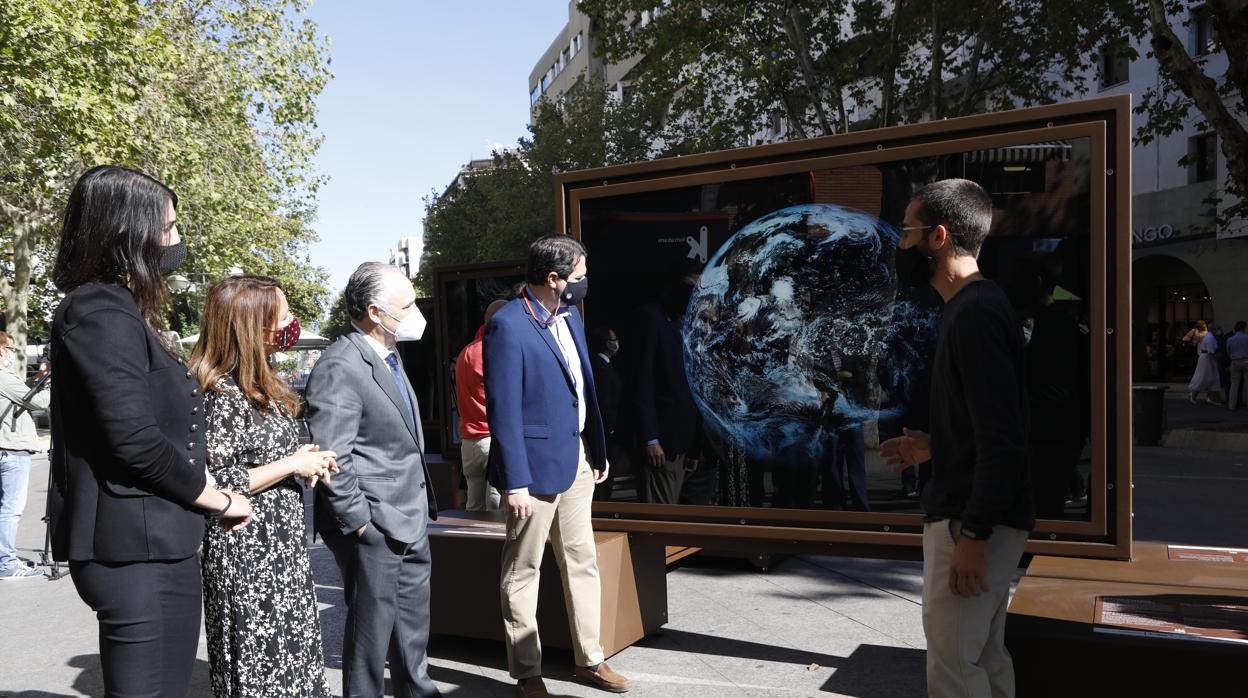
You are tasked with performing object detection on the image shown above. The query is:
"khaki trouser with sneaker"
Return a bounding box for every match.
[500,440,604,679]
[922,520,1030,698]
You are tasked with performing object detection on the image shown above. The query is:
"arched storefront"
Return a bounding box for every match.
[1133,254,1213,381]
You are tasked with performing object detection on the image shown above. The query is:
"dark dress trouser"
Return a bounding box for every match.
[324,524,439,698]
[69,556,201,698]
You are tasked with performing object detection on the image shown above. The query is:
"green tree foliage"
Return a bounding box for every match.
[0,0,332,363]
[322,289,352,341]
[415,76,649,292]
[582,0,1245,223]
[580,0,1112,147]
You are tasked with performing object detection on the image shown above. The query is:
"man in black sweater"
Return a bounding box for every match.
[882,179,1034,698]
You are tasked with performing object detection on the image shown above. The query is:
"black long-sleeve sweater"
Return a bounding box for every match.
[921,279,1035,538]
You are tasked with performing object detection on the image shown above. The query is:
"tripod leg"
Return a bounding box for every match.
[39,448,65,580]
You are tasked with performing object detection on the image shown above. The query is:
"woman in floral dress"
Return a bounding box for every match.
[191,275,337,698]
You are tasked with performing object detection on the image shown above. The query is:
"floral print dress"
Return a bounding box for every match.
[201,377,330,698]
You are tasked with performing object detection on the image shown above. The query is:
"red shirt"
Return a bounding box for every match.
[455,325,489,439]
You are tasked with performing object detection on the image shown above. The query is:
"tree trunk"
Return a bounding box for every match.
[782,4,837,135]
[1207,1,1248,105]
[0,212,36,376]
[928,0,945,119]
[958,30,987,115]
[1148,0,1248,214]
[881,0,905,126]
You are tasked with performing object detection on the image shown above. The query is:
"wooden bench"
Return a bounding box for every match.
[1007,544,1248,696]
[427,510,667,658]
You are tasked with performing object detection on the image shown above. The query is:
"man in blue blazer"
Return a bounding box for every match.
[484,236,631,697]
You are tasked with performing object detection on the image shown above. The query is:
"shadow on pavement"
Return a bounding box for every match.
[636,628,846,669]
[819,644,926,696]
[0,655,214,698]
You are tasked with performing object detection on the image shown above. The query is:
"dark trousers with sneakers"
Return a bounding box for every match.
[69,556,201,698]
[1029,443,1083,519]
[324,524,440,698]
[821,425,870,511]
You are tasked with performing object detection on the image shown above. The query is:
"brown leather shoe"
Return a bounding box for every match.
[516,676,549,697]
[574,663,631,692]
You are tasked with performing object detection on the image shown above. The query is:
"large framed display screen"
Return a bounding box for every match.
[559,97,1132,560]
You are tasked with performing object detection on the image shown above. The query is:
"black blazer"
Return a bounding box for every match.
[50,283,208,562]
[589,352,622,437]
[628,303,700,455]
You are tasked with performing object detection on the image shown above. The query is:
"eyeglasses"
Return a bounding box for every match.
[900,225,933,234]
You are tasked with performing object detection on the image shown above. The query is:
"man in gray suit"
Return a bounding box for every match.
[307,262,440,697]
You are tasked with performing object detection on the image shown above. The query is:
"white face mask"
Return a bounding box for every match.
[0,349,13,370]
[381,305,427,342]
[605,340,620,355]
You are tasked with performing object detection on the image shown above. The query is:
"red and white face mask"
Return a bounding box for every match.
[273,314,301,352]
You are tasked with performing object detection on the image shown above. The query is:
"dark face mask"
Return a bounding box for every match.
[560,277,589,306]
[894,229,937,287]
[160,241,187,276]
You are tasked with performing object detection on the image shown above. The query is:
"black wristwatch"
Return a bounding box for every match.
[958,523,991,541]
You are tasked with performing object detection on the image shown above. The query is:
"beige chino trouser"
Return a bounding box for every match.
[499,440,604,679]
[922,520,1030,698]
[461,436,501,512]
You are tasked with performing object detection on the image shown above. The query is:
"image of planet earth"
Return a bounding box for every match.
[682,203,940,467]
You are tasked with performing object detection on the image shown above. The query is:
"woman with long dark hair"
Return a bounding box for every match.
[191,275,335,698]
[49,164,254,697]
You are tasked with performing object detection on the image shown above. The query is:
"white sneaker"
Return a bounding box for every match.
[0,565,44,581]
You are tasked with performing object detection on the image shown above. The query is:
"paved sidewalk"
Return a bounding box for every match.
[2,444,1243,697]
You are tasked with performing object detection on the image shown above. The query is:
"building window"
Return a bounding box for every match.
[1189,133,1217,183]
[561,48,570,70]
[1098,41,1130,89]
[1192,6,1217,56]
[530,84,540,106]
[541,70,552,92]
[572,32,583,56]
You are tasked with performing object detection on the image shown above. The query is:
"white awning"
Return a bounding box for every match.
[966,141,1072,164]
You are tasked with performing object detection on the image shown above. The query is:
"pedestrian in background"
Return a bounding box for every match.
[192,275,337,698]
[49,165,252,697]
[1188,325,1222,404]
[588,325,625,501]
[455,299,508,511]
[0,331,50,580]
[1227,321,1248,410]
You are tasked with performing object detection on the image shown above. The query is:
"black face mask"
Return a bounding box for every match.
[894,245,934,287]
[160,241,187,276]
[560,277,588,306]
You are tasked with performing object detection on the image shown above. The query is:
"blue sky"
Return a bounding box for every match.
[305,1,567,296]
